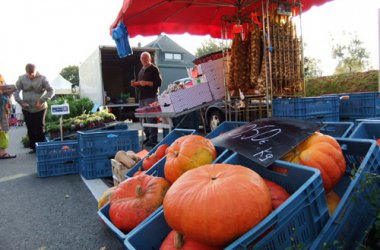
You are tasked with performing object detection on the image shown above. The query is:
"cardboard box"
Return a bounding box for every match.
[158,82,213,113]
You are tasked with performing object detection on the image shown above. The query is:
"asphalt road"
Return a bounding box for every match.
[0,126,124,250]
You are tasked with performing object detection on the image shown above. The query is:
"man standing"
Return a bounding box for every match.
[14,63,54,153]
[131,52,162,147]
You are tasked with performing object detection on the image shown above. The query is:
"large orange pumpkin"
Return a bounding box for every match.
[109,174,170,232]
[164,135,217,183]
[160,230,220,250]
[163,164,272,247]
[281,132,346,192]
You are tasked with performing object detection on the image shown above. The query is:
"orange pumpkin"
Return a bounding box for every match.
[264,179,290,210]
[326,191,340,216]
[142,144,169,170]
[163,164,272,247]
[160,230,220,250]
[109,174,170,232]
[164,135,217,183]
[281,132,346,192]
[142,154,159,170]
[155,144,169,159]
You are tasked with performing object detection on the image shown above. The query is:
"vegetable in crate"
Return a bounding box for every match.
[98,186,117,210]
[264,179,290,210]
[281,132,346,192]
[160,230,220,250]
[326,191,340,216]
[163,164,272,247]
[164,135,217,184]
[142,144,169,170]
[109,174,170,232]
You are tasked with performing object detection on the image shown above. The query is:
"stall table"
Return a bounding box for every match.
[134,101,218,137]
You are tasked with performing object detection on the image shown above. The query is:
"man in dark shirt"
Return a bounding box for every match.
[131,52,162,147]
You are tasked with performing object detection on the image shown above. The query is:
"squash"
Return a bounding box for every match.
[160,230,220,250]
[264,179,290,210]
[109,174,170,232]
[326,191,340,216]
[98,186,117,210]
[164,135,217,183]
[163,163,272,247]
[281,132,346,192]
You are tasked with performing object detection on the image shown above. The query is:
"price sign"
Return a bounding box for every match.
[51,103,70,116]
[211,118,323,167]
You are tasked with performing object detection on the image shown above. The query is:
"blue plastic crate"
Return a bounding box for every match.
[319,121,355,138]
[36,140,79,162]
[78,129,139,157]
[37,158,79,177]
[310,138,379,249]
[205,121,247,139]
[97,202,161,243]
[273,96,340,121]
[124,156,327,250]
[79,156,113,179]
[126,129,196,178]
[349,121,380,171]
[339,92,380,119]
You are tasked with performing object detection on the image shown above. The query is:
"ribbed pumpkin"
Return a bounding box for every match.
[164,135,217,183]
[109,174,170,232]
[281,132,346,192]
[160,230,220,250]
[163,164,272,247]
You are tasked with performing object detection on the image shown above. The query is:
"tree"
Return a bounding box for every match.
[331,32,370,74]
[60,65,79,86]
[304,56,323,78]
[195,38,225,57]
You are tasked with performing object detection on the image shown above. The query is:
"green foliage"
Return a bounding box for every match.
[305,70,378,96]
[195,38,226,57]
[304,56,322,78]
[331,32,371,74]
[60,65,79,85]
[21,135,29,148]
[46,96,94,123]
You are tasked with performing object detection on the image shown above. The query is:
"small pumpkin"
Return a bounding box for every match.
[163,164,272,247]
[326,191,340,216]
[164,135,217,183]
[109,174,170,232]
[142,154,159,170]
[264,179,290,210]
[160,230,219,250]
[281,132,346,192]
[155,144,169,159]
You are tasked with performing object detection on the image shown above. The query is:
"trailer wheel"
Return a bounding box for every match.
[207,110,225,131]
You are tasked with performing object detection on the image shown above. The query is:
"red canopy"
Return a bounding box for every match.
[111,0,333,38]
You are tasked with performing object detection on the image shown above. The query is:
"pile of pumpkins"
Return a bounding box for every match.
[98,132,346,249]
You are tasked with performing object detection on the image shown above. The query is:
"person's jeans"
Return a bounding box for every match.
[139,98,158,143]
[23,109,47,150]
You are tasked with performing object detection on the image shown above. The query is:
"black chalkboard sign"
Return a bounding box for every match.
[211,118,323,167]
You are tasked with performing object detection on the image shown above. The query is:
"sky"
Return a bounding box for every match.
[0,0,379,84]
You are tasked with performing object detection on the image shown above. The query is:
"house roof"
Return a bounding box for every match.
[144,35,191,54]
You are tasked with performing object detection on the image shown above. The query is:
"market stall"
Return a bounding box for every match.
[111,0,334,124]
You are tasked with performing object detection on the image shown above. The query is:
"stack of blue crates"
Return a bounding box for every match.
[78,129,140,179]
[339,92,380,120]
[36,140,79,177]
[272,96,340,121]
